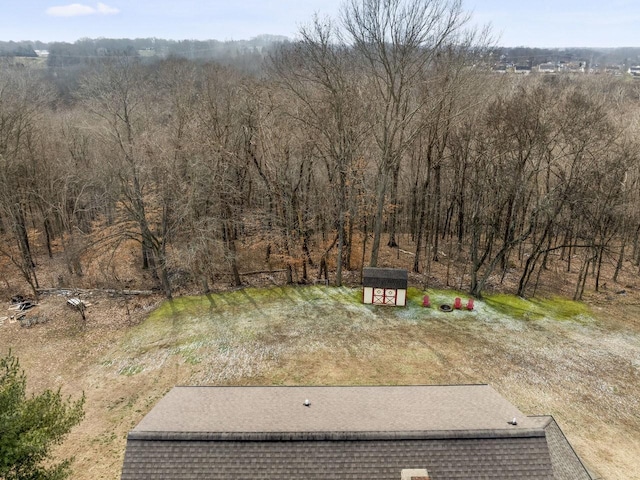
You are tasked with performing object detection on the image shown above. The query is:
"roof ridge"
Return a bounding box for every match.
[128,428,547,442]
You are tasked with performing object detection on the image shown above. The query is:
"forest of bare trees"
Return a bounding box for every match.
[1,0,640,301]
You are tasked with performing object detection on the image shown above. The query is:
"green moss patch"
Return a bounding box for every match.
[118,285,592,379]
[145,287,591,332]
[484,293,590,321]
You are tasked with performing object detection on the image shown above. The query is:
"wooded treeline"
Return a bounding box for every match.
[1,0,639,300]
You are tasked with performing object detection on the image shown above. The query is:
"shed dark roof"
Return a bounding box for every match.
[363,267,408,289]
[120,385,592,480]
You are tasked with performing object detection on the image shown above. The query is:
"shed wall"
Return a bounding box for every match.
[397,289,407,306]
[363,287,374,304]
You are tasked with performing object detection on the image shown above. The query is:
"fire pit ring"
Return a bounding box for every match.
[439,304,453,312]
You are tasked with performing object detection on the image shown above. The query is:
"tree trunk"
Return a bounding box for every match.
[43,218,54,259]
[432,163,441,262]
[369,174,387,267]
[336,212,344,286]
[413,179,429,273]
[595,245,605,292]
[386,163,400,248]
[613,239,626,284]
[226,224,242,287]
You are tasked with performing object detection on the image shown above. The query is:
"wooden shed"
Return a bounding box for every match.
[362,267,408,306]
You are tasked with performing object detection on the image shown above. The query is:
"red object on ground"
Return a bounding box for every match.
[422,295,430,307]
[454,297,462,309]
[466,298,474,310]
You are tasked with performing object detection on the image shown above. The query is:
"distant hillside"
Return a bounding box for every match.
[0,36,290,63]
[3,39,639,67]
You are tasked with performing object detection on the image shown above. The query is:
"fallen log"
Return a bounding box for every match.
[217,269,288,277]
[240,269,288,276]
[37,288,154,296]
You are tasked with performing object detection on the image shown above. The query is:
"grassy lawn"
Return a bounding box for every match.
[3,285,639,479]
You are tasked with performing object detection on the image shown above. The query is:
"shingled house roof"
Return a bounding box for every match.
[363,267,408,289]
[120,385,592,480]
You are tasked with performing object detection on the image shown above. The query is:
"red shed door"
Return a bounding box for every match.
[373,288,397,305]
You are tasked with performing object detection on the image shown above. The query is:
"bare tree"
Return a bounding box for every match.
[0,69,53,296]
[270,16,367,285]
[79,57,173,297]
[342,0,468,266]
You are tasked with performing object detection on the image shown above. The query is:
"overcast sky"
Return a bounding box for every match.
[1,0,638,48]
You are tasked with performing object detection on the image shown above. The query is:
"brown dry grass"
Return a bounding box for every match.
[1,233,640,479]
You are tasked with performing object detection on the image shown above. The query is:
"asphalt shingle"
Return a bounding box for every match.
[120,385,592,480]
